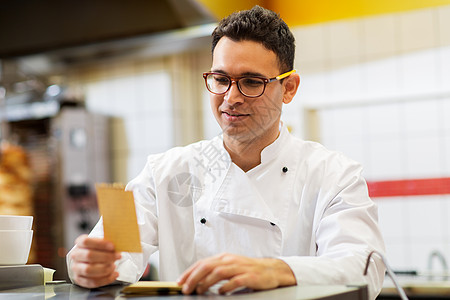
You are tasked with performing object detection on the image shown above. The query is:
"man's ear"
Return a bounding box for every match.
[282,73,300,104]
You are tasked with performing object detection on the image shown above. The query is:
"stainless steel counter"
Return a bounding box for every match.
[0,283,368,300]
[380,281,450,299]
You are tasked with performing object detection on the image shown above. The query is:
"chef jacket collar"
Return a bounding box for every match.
[216,121,288,169]
[259,121,289,165]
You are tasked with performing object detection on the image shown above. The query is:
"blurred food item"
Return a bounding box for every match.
[0,142,33,220]
[0,142,35,262]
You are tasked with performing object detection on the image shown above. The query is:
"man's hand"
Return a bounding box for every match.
[69,235,122,288]
[176,253,296,295]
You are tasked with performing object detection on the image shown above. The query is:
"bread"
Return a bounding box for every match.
[0,143,33,215]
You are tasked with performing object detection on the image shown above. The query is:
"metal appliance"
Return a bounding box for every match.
[52,107,110,270]
[4,103,110,280]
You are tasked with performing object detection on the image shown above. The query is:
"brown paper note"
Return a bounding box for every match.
[122,281,182,294]
[95,184,142,253]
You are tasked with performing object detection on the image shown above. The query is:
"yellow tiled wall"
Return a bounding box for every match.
[197,0,450,25]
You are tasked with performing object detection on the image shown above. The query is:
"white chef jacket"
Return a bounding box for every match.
[67,123,386,299]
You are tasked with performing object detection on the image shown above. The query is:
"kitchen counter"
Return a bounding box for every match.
[0,283,368,300]
[378,277,450,299]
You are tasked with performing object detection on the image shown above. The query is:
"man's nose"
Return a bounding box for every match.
[224,81,245,105]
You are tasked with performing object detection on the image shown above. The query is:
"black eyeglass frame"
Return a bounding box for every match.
[202,70,296,98]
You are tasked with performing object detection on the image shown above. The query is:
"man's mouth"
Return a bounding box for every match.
[222,111,250,121]
[222,111,249,117]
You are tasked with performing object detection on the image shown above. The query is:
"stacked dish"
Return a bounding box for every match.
[0,215,33,265]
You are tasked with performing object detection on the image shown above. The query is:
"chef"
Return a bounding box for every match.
[67,5,386,300]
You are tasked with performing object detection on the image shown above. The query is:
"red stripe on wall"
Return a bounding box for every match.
[367,177,450,198]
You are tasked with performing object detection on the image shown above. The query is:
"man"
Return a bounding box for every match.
[68,5,386,299]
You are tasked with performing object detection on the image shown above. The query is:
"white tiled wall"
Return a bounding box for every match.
[83,64,174,183]
[286,5,450,273]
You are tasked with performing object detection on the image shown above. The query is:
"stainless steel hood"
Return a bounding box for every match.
[0,0,218,128]
[0,0,217,58]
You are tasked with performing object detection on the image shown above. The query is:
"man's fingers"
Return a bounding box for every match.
[178,254,224,285]
[71,262,116,278]
[70,247,121,264]
[176,260,200,285]
[182,263,213,294]
[71,260,118,289]
[218,274,251,294]
[70,235,123,289]
[71,235,121,265]
[196,265,239,294]
[73,271,119,289]
[181,259,223,294]
[75,235,115,252]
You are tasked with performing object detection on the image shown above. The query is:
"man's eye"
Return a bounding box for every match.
[241,78,264,87]
[213,76,230,85]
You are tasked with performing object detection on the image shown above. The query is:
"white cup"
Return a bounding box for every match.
[0,230,33,265]
[0,215,33,230]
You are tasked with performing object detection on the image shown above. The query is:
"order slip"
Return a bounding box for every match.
[95,184,142,253]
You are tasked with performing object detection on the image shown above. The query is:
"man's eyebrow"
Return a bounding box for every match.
[210,69,226,74]
[210,69,266,77]
[241,71,266,77]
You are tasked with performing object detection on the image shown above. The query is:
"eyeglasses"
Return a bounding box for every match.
[202,70,296,98]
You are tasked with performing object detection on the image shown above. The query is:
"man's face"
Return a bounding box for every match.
[210,37,285,146]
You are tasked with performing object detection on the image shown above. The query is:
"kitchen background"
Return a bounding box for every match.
[1,0,450,286]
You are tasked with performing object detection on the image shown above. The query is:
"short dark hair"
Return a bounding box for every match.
[211,5,295,73]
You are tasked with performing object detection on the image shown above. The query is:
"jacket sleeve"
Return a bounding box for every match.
[66,156,160,285]
[279,158,386,300]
